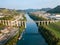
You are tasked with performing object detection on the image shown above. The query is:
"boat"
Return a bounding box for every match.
[18,35,22,40]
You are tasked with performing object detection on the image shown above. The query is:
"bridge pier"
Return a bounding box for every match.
[5,20,7,25]
[0,20,59,28]
[43,21,46,25]
[18,21,21,26]
[22,21,24,26]
[16,21,19,26]
[0,20,1,23]
[41,21,43,25]
[2,20,4,25]
[36,22,39,26]
[25,22,26,28]
[40,21,41,25]
[36,21,49,26]
[46,21,49,25]
[38,22,40,26]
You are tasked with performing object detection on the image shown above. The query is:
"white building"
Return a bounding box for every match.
[48,14,60,20]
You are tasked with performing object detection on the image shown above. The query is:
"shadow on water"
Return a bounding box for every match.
[17,14,48,45]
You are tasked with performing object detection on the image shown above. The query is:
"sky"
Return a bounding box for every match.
[0,0,60,9]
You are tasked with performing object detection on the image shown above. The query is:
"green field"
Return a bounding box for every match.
[29,14,60,45]
[30,14,60,38]
[43,22,60,38]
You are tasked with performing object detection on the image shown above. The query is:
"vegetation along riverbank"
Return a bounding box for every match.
[5,26,25,45]
[29,13,60,45]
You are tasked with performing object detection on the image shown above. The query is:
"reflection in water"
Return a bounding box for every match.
[17,14,48,45]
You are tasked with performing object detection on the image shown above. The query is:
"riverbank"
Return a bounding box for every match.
[5,26,25,45]
[17,14,48,45]
[29,14,60,45]
[38,25,60,45]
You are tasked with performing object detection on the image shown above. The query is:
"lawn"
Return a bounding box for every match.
[43,22,60,38]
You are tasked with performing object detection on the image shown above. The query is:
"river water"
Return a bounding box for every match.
[16,14,48,45]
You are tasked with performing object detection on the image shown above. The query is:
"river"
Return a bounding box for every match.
[16,14,48,45]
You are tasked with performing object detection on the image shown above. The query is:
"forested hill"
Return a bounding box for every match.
[47,5,60,13]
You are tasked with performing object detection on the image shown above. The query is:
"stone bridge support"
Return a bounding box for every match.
[35,20,59,26]
[0,20,26,28]
[0,20,59,28]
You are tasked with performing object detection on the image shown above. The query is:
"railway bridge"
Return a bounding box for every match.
[0,20,59,28]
